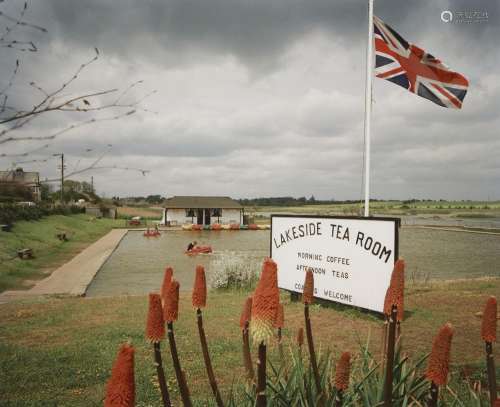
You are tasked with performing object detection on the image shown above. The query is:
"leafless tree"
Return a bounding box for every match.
[0,1,153,177]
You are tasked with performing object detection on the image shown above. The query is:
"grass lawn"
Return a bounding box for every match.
[0,278,498,406]
[0,215,122,293]
[117,206,163,220]
[250,200,500,217]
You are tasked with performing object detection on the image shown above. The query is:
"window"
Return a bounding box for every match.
[211,208,222,217]
[185,209,195,217]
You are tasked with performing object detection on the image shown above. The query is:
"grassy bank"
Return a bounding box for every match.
[0,278,498,406]
[117,206,163,219]
[0,214,122,292]
[249,200,500,218]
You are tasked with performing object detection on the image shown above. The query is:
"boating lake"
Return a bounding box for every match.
[85,227,500,297]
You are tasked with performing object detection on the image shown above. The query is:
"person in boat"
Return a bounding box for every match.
[187,240,197,252]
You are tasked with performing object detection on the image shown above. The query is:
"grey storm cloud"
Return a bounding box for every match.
[0,0,499,200]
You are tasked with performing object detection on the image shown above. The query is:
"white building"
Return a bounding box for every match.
[162,196,244,226]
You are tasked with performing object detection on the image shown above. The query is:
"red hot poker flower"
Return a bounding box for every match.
[104,343,135,407]
[164,280,180,323]
[161,267,173,301]
[239,296,253,329]
[334,352,351,391]
[494,399,500,407]
[426,323,454,386]
[383,259,405,321]
[192,265,207,309]
[297,328,304,347]
[302,269,314,304]
[481,296,497,343]
[250,258,280,344]
[146,293,165,343]
[274,303,285,329]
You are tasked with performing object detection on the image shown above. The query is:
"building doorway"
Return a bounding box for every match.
[196,209,204,225]
[204,209,211,225]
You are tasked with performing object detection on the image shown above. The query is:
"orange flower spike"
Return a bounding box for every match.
[104,343,135,407]
[297,328,304,347]
[383,258,405,321]
[426,323,454,386]
[192,265,207,309]
[274,303,285,329]
[494,399,500,407]
[334,352,351,391]
[146,293,165,343]
[161,267,173,300]
[481,296,497,343]
[303,269,314,304]
[164,280,180,323]
[239,296,253,329]
[250,258,280,344]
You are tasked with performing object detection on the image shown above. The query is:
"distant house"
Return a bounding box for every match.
[162,196,243,226]
[0,168,41,202]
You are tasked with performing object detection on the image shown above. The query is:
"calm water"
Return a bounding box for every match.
[86,230,268,297]
[85,228,500,297]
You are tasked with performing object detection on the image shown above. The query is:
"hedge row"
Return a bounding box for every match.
[0,204,84,224]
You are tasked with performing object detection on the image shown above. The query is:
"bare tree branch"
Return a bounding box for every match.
[0,143,49,157]
[0,109,136,145]
[0,1,157,184]
[12,156,53,166]
[41,165,151,183]
[0,1,46,51]
[0,40,36,51]
[0,59,19,97]
[0,88,118,125]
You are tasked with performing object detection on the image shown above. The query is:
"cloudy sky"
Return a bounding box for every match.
[1,0,499,200]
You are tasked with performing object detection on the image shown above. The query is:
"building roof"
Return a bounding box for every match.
[0,169,40,184]
[164,196,242,209]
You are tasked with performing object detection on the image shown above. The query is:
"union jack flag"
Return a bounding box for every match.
[374,16,469,109]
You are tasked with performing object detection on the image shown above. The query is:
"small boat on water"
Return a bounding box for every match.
[185,245,213,255]
[144,230,161,237]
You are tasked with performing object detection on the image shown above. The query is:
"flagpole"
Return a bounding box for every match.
[363,0,374,217]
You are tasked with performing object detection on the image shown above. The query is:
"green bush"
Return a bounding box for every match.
[0,203,84,224]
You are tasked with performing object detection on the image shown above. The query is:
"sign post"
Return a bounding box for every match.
[271,215,399,313]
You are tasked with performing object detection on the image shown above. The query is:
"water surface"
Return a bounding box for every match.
[86,228,500,296]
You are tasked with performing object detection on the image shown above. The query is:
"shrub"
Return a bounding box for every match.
[0,203,84,224]
[210,253,260,290]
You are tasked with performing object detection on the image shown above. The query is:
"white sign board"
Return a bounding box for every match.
[271,215,399,313]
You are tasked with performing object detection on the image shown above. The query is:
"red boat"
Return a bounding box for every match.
[143,230,161,237]
[185,245,212,255]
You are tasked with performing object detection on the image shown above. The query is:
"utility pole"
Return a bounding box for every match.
[53,153,65,205]
[91,176,94,193]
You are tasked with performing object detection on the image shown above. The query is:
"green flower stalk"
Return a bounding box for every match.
[192,265,224,407]
[240,296,255,382]
[146,293,171,407]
